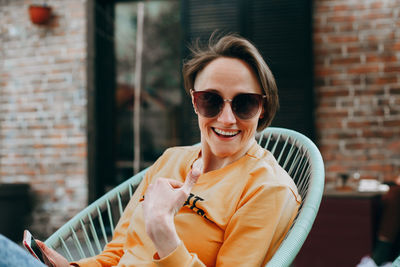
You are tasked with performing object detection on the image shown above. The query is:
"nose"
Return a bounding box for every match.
[217,102,236,125]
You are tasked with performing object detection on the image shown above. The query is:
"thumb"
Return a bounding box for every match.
[35,240,49,254]
[35,240,55,267]
[37,240,69,267]
[182,167,202,193]
[36,240,50,254]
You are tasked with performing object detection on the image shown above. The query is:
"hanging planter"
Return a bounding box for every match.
[28,5,52,25]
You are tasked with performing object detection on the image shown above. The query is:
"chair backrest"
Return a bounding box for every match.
[45,127,325,266]
[258,128,324,266]
[393,254,400,267]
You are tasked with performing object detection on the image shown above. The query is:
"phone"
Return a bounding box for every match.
[23,230,45,263]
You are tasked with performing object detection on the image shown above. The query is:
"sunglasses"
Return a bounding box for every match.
[191,89,266,120]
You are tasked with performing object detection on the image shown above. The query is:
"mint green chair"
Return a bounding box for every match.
[45,127,325,266]
[393,254,400,267]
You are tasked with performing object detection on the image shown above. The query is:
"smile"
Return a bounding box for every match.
[212,127,240,137]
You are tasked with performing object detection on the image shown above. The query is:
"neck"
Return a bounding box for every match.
[200,139,256,173]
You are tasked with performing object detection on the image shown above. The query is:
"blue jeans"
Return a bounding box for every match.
[0,234,46,267]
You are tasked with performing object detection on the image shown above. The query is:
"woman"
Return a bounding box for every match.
[357,175,400,267]
[3,34,301,266]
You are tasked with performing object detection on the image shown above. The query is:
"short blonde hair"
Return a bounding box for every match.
[182,34,279,131]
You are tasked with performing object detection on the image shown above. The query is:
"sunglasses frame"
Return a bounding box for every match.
[190,89,266,120]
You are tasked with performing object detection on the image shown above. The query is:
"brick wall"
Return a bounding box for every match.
[0,0,87,238]
[314,0,400,183]
[1,0,399,238]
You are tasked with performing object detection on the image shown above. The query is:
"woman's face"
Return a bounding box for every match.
[192,57,264,160]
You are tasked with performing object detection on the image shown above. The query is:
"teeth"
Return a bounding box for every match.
[214,128,239,136]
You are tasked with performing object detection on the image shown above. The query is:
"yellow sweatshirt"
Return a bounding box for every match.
[74,142,301,267]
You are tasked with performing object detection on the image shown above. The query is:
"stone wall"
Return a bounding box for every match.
[313,0,400,183]
[0,0,87,238]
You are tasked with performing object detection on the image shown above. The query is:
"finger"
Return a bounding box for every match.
[192,158,203,172]
[168,179,184,189]
[182,167,201,193]
[35,240,48,252]
[36,240,56,267]
[36,240,54,257]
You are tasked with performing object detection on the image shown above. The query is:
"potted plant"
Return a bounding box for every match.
[28,4,52,25]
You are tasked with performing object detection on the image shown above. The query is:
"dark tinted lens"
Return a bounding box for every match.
[232,94,262,119]
[195,91,223,118]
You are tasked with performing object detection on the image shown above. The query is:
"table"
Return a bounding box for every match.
[293,190,383,267]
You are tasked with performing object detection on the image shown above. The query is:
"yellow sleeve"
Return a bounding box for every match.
[153,242,205,267]
[71,171,151,267]
[216,184,300,266]
[152,185,299,267]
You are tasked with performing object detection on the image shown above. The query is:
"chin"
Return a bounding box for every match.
[211,147,238,158]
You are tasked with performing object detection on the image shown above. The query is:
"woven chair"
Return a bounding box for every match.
[45,127,325,266]
[393,254,400,267]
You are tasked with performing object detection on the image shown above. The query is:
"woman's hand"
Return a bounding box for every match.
[143,167,202,258]
[36,240,70,267]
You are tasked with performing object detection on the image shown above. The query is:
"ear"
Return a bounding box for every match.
[259,106,265,119]
[190,90,198,114]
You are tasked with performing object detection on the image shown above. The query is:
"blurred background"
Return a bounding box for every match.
[0,0,399,265]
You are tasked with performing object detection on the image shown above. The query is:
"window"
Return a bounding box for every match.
[88,0,183,200]
[114,1,182,184]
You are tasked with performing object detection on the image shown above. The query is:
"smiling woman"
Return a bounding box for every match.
[190,57,265,171]
[32,34,300,267]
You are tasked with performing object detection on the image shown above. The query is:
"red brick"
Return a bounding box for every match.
[376,21,393,29]
[327,35,358,43]
[347,43,379,53]
[389,87,400,94]
[322,131,358,139]
[366,54,397,63]
[331,56,361,65]
[345,142,380,150]
[347,120,380,128]
[377,99,391,105]
[333,5,350,11]
[348,65,380,74]
[338,24,354,32]
[319,89,350,98]
[327,164,348,173]
[383,119,400,127]
[362,12,393,20]
[354,87,385,96]
[386,140,400,151]
[362,129,394,138]
[315,100,337,109]
[370,2,384,8]
[353,109,385,117]
[316,109,349,118]
[313,36,324,44]
[384,65,400,73]
[314,46,342,55]
[367,153,386,160]
[331,77,362,86]
[316,120,343,129]
[327,15,356,23]
[366,32,395,42]
[315,68,343,77]
[364,164,392,172]
[315,3,330,12]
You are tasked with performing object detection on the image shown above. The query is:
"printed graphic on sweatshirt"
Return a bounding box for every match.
[140,192,210,221]
[183,193,211,221]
